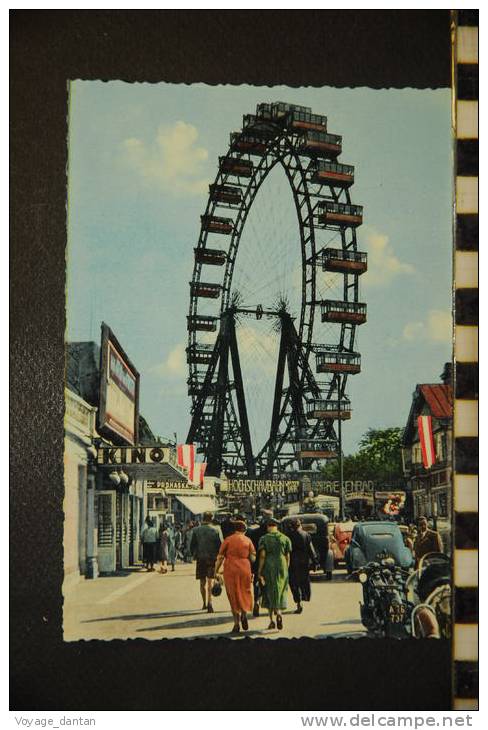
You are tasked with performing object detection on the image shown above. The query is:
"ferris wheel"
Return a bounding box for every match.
[186,102,367,478]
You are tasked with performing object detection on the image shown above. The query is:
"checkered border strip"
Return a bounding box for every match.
[452,8,478,712]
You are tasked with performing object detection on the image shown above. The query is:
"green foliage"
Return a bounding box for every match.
[320,427,404,484]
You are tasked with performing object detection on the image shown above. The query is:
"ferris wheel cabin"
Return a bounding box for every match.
[314,347,361,374]
[209,184,242,205]
[322,248,368,275]
[306,399,352,420]
[220,156,254,178]
[201,215,234,235]
[317,202,363,227]
[230,132,267,156]
[194,247,227,266]
[321,300,367,325]
[190,282,222,299]
[312,161,354,187]
[186,344,214,365]
[259,102,329,133]
[295,440,338,460]
[298,130,342,158]
[187,315,218,332]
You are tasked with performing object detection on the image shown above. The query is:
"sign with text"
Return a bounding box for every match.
[311,480,376,497]
[97,446,172,466]
[146,480,200,493]
[99,323,140,445]
[222,479,300,494]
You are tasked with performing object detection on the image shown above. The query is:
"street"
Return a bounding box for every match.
[63,561,366,641]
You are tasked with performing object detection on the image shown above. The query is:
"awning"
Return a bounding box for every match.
[174,495,217,516]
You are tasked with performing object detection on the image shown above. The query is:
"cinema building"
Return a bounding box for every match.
[64,323,186,584]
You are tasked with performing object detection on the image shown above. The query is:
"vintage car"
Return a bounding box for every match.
[329,520,355,567]
[345,521,414,573]
[281,513,333,578]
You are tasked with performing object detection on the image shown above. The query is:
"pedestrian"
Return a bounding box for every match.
[220,515,235,539]
[257,517,292,630]
[141,517,158,571]
[158,521,169,574]
[183,520,194,563]
[167,522,177,571]
[175,524,184,562]
[287,517,317,614]
[190,512,222,612]
[414,516,443,567]
[246,509,273,617]
[214,516,256,634]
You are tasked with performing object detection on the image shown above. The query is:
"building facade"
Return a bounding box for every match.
[402,365,453,530]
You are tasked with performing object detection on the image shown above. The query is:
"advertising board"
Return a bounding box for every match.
[98,323,140,445]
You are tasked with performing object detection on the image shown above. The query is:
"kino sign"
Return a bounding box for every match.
[97,446,171,465]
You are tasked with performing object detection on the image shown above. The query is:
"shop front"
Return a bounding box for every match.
[172,492,218,523]
[64,388,98,587]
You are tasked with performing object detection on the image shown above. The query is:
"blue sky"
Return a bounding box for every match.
[67,82,452,454]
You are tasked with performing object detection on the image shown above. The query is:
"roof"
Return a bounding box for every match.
[403,381,453,445]
[419,384,453,419]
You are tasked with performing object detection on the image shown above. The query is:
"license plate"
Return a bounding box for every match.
[389,604,406,623]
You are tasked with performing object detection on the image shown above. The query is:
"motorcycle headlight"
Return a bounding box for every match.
[358,571,368,584]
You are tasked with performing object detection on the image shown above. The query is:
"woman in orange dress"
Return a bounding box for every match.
[214,518,256,634]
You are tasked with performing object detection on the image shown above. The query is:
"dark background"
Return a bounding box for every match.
[11,10,452,710]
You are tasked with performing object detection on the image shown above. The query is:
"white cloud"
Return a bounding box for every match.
[122,121,210,196]
[403,309,452,343]
[363,227,415,287]
[151,342,187,379]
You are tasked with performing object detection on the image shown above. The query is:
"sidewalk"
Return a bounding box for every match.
[63,561,364,641]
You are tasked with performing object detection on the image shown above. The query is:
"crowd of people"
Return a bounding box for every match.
[140,518,196,573]
[140,511,445,635]
[141,510,318,634]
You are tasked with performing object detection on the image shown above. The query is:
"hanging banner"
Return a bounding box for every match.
[418,415,436,468]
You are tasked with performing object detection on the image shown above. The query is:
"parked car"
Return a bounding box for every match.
[345,521,414,573]
[330,520,355,567]
[281,513,334,579]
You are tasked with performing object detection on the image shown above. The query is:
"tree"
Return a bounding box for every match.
[358,427,404,479]
[319,427,404,484]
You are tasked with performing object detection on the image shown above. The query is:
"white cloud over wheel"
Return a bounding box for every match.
[363,226,415,287]
[122,121,209,196]
[403,309,452,343]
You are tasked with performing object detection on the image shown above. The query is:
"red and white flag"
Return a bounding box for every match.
[177,443,195,482]
[417,415,436,469]
[192,462,207,488]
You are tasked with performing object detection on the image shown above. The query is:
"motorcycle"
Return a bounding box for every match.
[406,552,451,639]
[352,553,413,639]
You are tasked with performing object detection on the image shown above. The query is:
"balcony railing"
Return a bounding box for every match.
[306,399,352,420]
[320,300,367,324]
[315,349,361,374]
[322,247,368,274]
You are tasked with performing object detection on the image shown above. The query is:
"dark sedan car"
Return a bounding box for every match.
[345,521,414,572]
